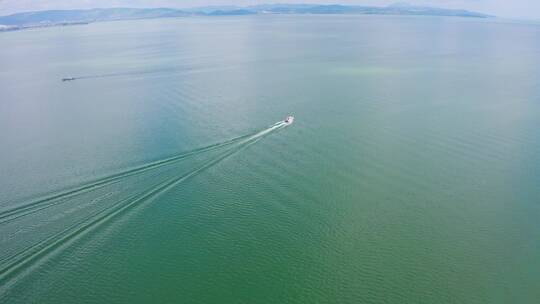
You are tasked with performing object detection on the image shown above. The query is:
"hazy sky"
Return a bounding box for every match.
[0,0,538,19]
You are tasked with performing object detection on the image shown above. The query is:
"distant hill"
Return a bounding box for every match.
[251,4,490,17]
[0,8,189,26]
[0,4,492,31]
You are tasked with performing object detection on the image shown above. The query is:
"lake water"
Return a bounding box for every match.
[1,15,539,303]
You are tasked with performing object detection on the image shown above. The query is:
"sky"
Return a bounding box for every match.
[0,0,538,19]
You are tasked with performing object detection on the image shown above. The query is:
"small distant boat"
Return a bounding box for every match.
[62,77,76,82]
[284,116,294,124]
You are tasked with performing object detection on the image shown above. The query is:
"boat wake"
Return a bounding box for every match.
[0,118,292,293]
[60,65,234,83]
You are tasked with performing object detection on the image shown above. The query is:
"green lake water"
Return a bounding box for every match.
[1,15,539,303]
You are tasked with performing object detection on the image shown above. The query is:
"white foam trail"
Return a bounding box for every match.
[0,118,293,288]
[0,120,290,224]
[240,121,286,143]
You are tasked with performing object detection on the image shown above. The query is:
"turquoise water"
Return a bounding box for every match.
[1,15,540,303]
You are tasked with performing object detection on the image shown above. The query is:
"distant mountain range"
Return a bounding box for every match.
[0,4,492,32]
